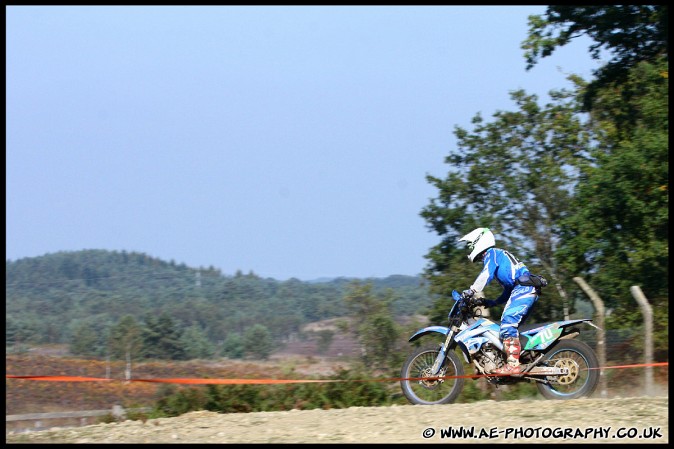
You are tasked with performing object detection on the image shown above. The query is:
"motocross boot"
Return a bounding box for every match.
[493,337,523,375]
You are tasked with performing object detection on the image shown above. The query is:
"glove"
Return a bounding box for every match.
[471,297,484,307]
[483,299,497,308]
[462,289,475,299]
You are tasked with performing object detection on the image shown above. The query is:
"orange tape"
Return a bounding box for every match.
[6,361,668,384]
[590,362,669,370]
[4,374,481,384]
[6,375,113,382]
[131,378,340,385]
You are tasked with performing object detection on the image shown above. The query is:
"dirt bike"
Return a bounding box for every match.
[400,289,600,404]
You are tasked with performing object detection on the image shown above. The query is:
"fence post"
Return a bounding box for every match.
[629,285,654,396]
[112,405,126,420]
[573,277,607,398]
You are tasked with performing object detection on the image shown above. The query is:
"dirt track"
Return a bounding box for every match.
[6,396,668,444]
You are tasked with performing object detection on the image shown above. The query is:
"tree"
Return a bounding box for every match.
[221,332,245,359]
[521,6,668,351]
[108,315,144,361]
[342,281,401,369]
[69,320,104,357]
[357,313,400,369]
[242,324,274,360]
[315,329,335,354]
[6,250,433,354]
[556,57,669,334]
[522,5,668,111]
[420,86,591,322]
[6,315,38,347]
[142,312,186,360]
[180,325,216,360]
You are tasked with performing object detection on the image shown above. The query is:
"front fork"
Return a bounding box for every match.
[430,328,457,375]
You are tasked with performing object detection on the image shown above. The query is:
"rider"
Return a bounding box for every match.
[458,227,539,375]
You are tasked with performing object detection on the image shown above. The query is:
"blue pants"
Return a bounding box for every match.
[499,285,538,339]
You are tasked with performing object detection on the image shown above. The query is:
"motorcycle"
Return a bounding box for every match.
[400,289,600,404]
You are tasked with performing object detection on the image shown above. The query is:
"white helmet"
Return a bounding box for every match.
[458,227,495,262]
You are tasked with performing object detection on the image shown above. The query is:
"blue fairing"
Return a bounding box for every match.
[408,325,449,342]
[453,318,502,361]
[456,318,501,336]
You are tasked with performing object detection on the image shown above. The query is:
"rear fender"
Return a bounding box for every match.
[522,319,598,351]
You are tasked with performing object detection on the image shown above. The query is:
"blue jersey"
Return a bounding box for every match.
[470,247,530,304]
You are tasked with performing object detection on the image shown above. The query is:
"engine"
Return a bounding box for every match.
[474,343,503,373]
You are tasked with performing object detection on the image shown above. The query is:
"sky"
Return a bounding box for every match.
[6,6,604,281]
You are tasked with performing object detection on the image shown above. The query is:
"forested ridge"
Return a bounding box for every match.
[6,249,434,360]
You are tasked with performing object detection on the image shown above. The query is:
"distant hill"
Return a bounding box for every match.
[6,250,436,357]
[305,277,342,283]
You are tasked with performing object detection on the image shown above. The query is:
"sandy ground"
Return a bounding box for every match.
[6,395,668,444]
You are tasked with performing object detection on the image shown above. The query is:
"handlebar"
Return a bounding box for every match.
[460,292,483,307]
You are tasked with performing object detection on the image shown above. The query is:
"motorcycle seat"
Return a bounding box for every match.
[489,320,554,333]
[489,321,557,348]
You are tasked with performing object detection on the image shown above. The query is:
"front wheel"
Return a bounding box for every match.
[536,339,600,400]
[400,344,465,405]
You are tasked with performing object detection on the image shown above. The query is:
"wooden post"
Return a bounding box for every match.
[125,349,131,383]
[629,285,654,396]
[572,277,607,398]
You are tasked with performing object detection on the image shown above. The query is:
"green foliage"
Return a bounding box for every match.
[5,250,434,359]
[96,413,122,424]
[145,367,549,419]
[68,316,111,357]
[455,380,491,403]
[342,282,403,369]
[150,368,401,417]
[522,5,668,110]
[6,315,39,346]
[315,329,335,353]
[221,333,244,359]
[155,385,211,417]
[242,324,274,360]
[496,382,540,401]
[420,87,587,323]
[556,57,668,339]
[421,7,668,356]
[108,315,143,361]
[141,313,187,361]
[69,321,102,357]
[180,325,217,360]
[313,369,397,409]
[357,313,400,369]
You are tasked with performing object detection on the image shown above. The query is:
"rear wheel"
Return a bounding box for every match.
[400,344,465,405]
[535,339,600,400]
